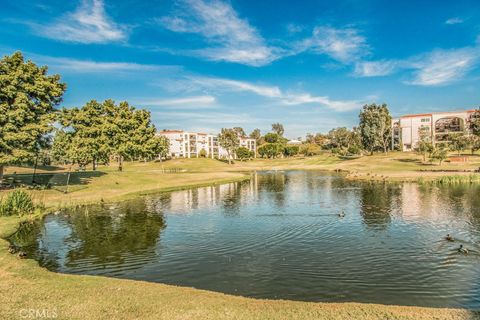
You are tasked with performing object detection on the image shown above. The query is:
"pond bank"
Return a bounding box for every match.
[1,161,479,319]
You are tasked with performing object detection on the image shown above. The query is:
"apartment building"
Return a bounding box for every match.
[158,130,256,159]
[392,109,477,151]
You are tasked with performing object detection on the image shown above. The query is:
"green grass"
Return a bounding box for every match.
[1,155,479,319]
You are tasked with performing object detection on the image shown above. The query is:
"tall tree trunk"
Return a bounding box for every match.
[92,159,96,171]
[227,151,231,165]
[118,155,123,171]
[0,165,4,184]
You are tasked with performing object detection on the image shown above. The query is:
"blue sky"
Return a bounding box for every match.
[1,0,480,138]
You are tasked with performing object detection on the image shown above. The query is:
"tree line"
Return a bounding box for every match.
[0,52,168,184]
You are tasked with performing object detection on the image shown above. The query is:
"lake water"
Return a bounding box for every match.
[11,171,480,308]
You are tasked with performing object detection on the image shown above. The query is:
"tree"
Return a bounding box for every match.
[218,128,239,164]
[359,103,392,154]
[416,126,434,162]
[233,127,246,137]
[59,100,109,170]
[271,123,284,137]
[468,135,480,155]
[236,147,253,160]
[249,128,262,145]
[430,146,448,165]
[470,108,480,136]
[50,129,72,165]
[144,135,169,161]
[257,143,283,158]
[448,132,468,156]
[305,133,327,146]
[0,52,66,183]
[264,132,281,143]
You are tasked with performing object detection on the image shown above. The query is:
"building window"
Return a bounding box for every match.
[421,118,430,123]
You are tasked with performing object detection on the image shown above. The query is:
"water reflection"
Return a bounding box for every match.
[10,171,480,308]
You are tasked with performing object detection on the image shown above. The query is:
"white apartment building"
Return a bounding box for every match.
[158,130,256,159]
[392,109,477,151]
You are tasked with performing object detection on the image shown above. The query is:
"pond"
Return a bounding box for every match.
[10,171,480,308]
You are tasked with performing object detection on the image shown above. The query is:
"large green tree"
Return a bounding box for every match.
[359,103,392,154]
[0,52,66,183]
[59,100,109,170]
[218,128,239,164]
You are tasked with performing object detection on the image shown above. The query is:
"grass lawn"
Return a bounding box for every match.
[1,154,479,319]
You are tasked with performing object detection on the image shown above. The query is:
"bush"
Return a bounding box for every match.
[300,143,321,156]
[258,143,283,158]
[283,145,299,157]
[347,145,362,155]
[199,148,207,158]
[0,189,35,216]
[236,147,254,160]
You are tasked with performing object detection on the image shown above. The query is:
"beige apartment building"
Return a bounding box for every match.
[392,109,477,151]
[158,130,256,159]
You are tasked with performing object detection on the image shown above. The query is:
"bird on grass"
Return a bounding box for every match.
[17,251,27,259]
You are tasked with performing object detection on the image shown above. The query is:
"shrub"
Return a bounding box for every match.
[283,145,299,157]
[0,189,35,216]
[347,145,362,155]
[199,148,207,158]
[300,143,320,156]
[258,143,283,158]
[236,147,253,160]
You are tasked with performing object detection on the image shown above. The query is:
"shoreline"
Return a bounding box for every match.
[1,159,479,319]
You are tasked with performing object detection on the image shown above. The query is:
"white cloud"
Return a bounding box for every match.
[189,77,282,98]
[355,47,480,86]
[37,0,127,44]
[153,111,255,125]
[36,56,169,73]
[409,48,480,86]
[159,0,278,66]
[354,60,399,77]
[186,76,363,111]
[298,26,369,63]
[445,17,464,25]
[136,96,216,108]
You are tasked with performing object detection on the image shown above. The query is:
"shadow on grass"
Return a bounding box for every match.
[5,171,106,193]
[11,164,67,172]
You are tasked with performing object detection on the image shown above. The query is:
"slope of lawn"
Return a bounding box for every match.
[1,156,478,319]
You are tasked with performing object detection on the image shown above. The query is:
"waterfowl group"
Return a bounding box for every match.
[8,244,18,254]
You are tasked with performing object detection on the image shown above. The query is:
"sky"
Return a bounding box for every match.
[1,0,480,138]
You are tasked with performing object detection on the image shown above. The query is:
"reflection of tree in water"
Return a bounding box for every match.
[437,184,480,231]
[257,172,288,207]
[359,182,399,228]
[9,219,62,271]
[63,200,166,268]
[220,181,248,216]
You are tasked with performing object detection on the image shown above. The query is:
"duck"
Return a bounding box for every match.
[458,245,469,254]
[338,210,345,218]
[445,234,454,242]
[8,244,17,254]
[17,251,27,259]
